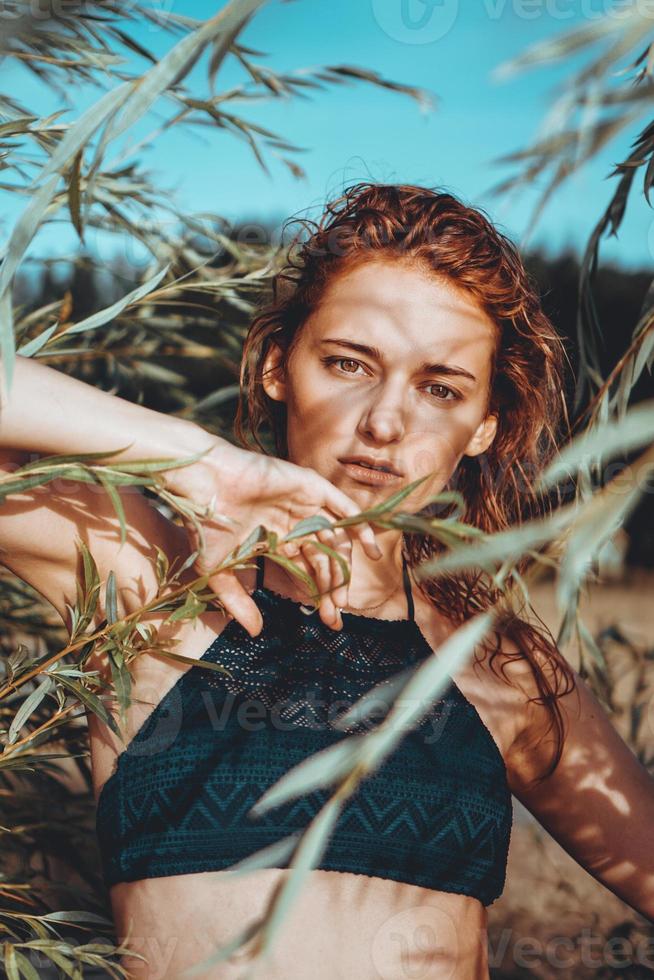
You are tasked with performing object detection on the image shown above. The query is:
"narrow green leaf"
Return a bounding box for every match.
[155,546,170,587]
[218,833,301,877]
[55,675,120,736]
[105,571,118,625]
[7,677,53,744]
[0,288,14,392]
[147,648,233,678]
[537,398,654,488]
[16,323,58,357]
[107,649,131,729]
[7,445,136,472]
[40,911,114,927]
[166,590,207,622]
[577,616,608,673]
[264,552,318,601]
[557,449,654,613]
[0,174,60,299]
[4,945,20,980]
[95,472,127,547]
[492,15,628,80]
[0,469,73,500]
[13,950,40,980]
[331,665,416,731]
[368,473,430,515]
[233,523,267,560]
[77,538,100,595]
[63,264,171,336]
[415,504,573,578]
[36,950,76,978]
[31,81,133,186]
[305,537,350,586]
[67,149,84,242]
[107,0,270,146]
[98,448,209,474]
[361,609,496,770]
[250,737,362,816]
[282,515,333,541]
[335,474,430,529]
[258,795,343,958]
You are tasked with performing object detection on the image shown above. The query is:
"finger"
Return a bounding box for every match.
[277,539,301,561]
[313,476,383,560]
[322,526,352,609]
[314,524,351,610]
[300,540,341,630]
[205,572,263,638]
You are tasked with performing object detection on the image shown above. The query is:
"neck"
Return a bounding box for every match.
[346,527,405,603]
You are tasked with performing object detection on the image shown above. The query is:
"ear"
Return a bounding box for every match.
[463,413,498,458]
[261,340,287,403]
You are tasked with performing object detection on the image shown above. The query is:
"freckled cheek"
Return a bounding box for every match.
[284,374,345,463]
[402,416,474,482]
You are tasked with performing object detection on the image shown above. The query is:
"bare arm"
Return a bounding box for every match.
[0,354,214,467]
[0,446,186,632]
[507,655,654,922]
[0,357,382,634]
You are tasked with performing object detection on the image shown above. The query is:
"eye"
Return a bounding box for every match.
[322,356,365,375]
[424,383,461,402]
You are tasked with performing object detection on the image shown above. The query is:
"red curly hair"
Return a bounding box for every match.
[235,181,577,785]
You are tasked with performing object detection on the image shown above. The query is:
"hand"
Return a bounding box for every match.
[161,437,383,636]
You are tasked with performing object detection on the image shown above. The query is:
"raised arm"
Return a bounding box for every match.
[0,357,382,635]
[0,354,212,466]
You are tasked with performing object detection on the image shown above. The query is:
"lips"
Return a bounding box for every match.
[339,455,404,477]
[339,455,403,484]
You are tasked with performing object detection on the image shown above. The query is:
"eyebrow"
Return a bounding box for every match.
[319,338,478,383]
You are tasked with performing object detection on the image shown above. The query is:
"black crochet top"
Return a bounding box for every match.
[95,553,513,906]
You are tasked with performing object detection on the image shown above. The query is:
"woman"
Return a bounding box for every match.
[1,183,653,979]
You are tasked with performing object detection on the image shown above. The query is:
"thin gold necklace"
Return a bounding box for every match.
[344,552,412,613]
[341,581,402,613]
[299,582,400,616]
[283,557,410,616]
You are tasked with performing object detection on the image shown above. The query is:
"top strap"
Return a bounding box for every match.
[401,552,415,622]
[255,552,265,590]
[256,551,415,622]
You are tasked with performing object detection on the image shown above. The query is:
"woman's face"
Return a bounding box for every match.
[263,258,499,514]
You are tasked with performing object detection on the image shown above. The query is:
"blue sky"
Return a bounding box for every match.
[4,0,653,272]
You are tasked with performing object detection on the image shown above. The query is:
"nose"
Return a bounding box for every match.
[356,379,406,445]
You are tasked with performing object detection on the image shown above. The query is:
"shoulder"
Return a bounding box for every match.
[490,623,580,790]
[436,611,579,787]
[417,599,559,765]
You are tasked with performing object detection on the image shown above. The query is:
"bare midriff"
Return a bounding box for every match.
[110,868,490,979]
